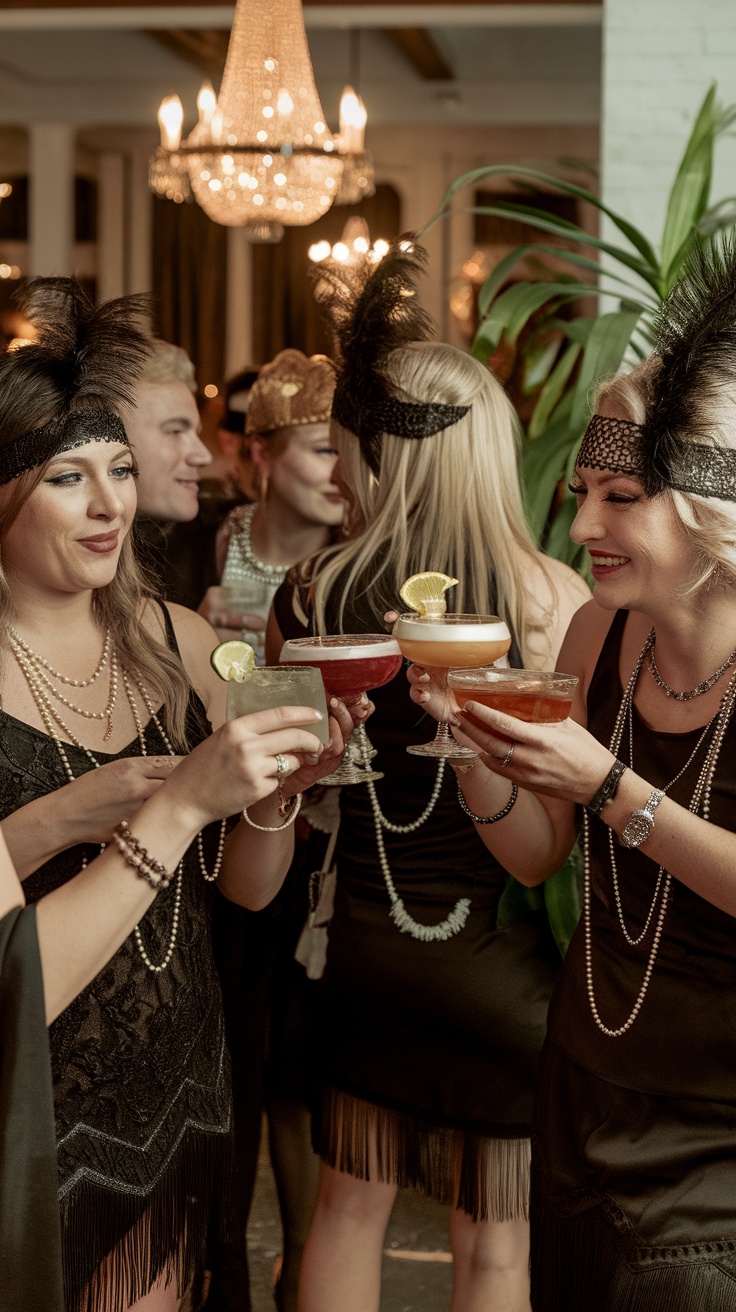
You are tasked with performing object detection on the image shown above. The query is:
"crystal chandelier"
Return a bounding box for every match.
[152,0,344,242]
[308,216,388,268]
[334,87,375,207]
[149,96,191,203]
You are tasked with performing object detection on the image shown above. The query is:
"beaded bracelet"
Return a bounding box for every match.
[112,820,173,889]
[242,793,302,832]
[456,782,518,825]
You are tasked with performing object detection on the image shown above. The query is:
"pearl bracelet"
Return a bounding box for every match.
[242,793,302,832]
[456,782,518,825]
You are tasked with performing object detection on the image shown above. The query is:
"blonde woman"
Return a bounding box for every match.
[268,242,589,1312]
[0,278,352,1312]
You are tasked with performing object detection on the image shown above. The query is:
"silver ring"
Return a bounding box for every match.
[501,744,515,768]
[275,752,288,783]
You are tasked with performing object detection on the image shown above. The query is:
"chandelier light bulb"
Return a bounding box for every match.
[277,90,295,116]
[331,241,350,263]
[338,86,367,155]
[157,95,184,151]
[197,80,217,127]
[308,240,332,263]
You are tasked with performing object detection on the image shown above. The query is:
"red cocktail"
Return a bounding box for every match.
[280,635,402,784]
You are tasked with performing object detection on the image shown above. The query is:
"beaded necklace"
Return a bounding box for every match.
[10,635,226,974]
[583,629,736,1037]
[227,504,290,587]
[358,727,471,942]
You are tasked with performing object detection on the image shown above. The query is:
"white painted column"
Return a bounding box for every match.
[226,226,254,373]
[97,152,125,302]
[28,124,75,276]
[127,148,153,295]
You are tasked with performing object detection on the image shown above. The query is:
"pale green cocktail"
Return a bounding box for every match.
[226,664,329,746]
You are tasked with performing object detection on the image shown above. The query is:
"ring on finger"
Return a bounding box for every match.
[275,752,289,785]
[500,744,515,769]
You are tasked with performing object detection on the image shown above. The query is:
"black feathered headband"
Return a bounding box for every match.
[312,237,469,475]
[0,278,152,485]
[577,237,736,501]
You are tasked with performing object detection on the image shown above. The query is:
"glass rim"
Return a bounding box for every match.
[282,634,400,645]
[395,612,506,625]
[448,667,578,687]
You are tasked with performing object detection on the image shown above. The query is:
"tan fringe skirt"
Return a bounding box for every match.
[319,1085,531,1223]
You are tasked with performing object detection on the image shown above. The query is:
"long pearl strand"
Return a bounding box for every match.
[358,729,471,942]
[584,636,736,1037]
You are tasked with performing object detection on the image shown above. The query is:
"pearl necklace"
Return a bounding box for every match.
[12,642,226,973]
[10,630,118,741]
[358,727,471,942]
[584,632,736,1037]
[647,628,736,700]
[230,504,290,586]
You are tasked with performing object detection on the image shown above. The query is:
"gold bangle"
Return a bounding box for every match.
[241,793,302,832]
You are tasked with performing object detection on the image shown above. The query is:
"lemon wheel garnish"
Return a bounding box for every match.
[210,640,257,682]
[399,572,459,617]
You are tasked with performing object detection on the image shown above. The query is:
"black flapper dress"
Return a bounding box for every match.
[0,611,232,1312]
[274,579,559,1221]
[532,609,736,1310]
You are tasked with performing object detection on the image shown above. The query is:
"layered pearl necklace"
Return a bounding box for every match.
[10,631,226,974]
[358,727,471,942]
[227,504,290,587]
[584,629,736,1037]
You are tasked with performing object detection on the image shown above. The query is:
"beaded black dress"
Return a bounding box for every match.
[532,610,736,1310]
[0,614,232,1312]
[274,578,559,1221]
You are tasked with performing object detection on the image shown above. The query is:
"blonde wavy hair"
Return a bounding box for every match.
[597,359,736,595]
[0,461,193,750]
[309,341,550,663]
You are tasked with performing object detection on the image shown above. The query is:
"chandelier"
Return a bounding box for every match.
[334,87,375,207]
[150,0,344,242]
[308,216,388,268]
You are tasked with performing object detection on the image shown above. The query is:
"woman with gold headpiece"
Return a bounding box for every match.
[269,240,589,1312]
[0,279,353,1312]
[199,349,345,660]
[411,237,736,1307]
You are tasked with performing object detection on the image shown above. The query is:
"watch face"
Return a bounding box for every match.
[622,811,653,848]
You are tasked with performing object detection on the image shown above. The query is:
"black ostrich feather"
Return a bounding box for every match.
[313,236,468,474]
[9,277,153,415]
[642,237,736,493]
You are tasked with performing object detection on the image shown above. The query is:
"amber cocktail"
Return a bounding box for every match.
[448,668,578,725]
[280,634,403,784]
[392,613,512,759]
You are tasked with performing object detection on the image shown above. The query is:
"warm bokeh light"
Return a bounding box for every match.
[157,96,184,152]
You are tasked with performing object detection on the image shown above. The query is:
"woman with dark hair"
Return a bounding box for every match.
[411,238,736,1309]
[0,278,351,1312]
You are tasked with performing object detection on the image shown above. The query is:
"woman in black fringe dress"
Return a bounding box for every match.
[411,239,736,1310]
[0,277,351,1312]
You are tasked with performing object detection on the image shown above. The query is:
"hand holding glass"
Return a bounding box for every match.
[226,664,329,745]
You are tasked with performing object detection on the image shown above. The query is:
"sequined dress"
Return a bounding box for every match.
[274,577,559,1222]
[532,609,736,1310]
[0,622,232,1312]
[220,504,288,663]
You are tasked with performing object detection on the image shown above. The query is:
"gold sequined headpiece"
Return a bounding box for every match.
[245,350,335,437]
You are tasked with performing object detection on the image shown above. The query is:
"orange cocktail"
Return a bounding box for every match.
[392,613,512,759]
[448,668,578,725]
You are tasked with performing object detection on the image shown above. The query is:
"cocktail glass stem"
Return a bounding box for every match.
[318,697,385,787]
[406,670,477,760]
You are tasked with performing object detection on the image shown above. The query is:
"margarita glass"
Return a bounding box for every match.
[448,668,578,725]
[393,613,512,758]
[279,634,403,784]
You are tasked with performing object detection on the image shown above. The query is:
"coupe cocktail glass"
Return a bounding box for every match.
[392,613,512,759]
[226,664,330,743]
[279,634,403,785]
[448,668,578,725]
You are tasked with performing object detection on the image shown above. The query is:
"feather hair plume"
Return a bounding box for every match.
[313,236,467,474]
[642,236,736,493]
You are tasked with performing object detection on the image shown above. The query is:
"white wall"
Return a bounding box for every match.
[602,0,736,249]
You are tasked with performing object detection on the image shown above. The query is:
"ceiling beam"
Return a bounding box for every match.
[385,27,453,80]
[0,4,603,28]
[145,26,227,79]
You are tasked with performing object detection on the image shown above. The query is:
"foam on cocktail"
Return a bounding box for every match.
[281,637,402,660]
[392,618,509,644]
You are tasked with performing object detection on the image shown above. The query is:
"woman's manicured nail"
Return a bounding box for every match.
[329,698,339,709]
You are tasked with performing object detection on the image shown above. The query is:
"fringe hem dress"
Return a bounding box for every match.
[275,579,559,1222]
[0,613,232,1312]
[531,609,736,1311]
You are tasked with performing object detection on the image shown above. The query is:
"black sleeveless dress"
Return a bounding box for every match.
[532,610,736,1310]
[0,611,232,1312]
[274,577,559,1222]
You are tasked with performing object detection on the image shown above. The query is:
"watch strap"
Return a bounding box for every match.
[586,760,628,815]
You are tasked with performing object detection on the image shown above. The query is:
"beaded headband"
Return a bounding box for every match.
[0,410,129,485]
[576,414,736,501]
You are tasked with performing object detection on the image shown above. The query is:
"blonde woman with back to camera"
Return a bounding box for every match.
[268,240,589,1312]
